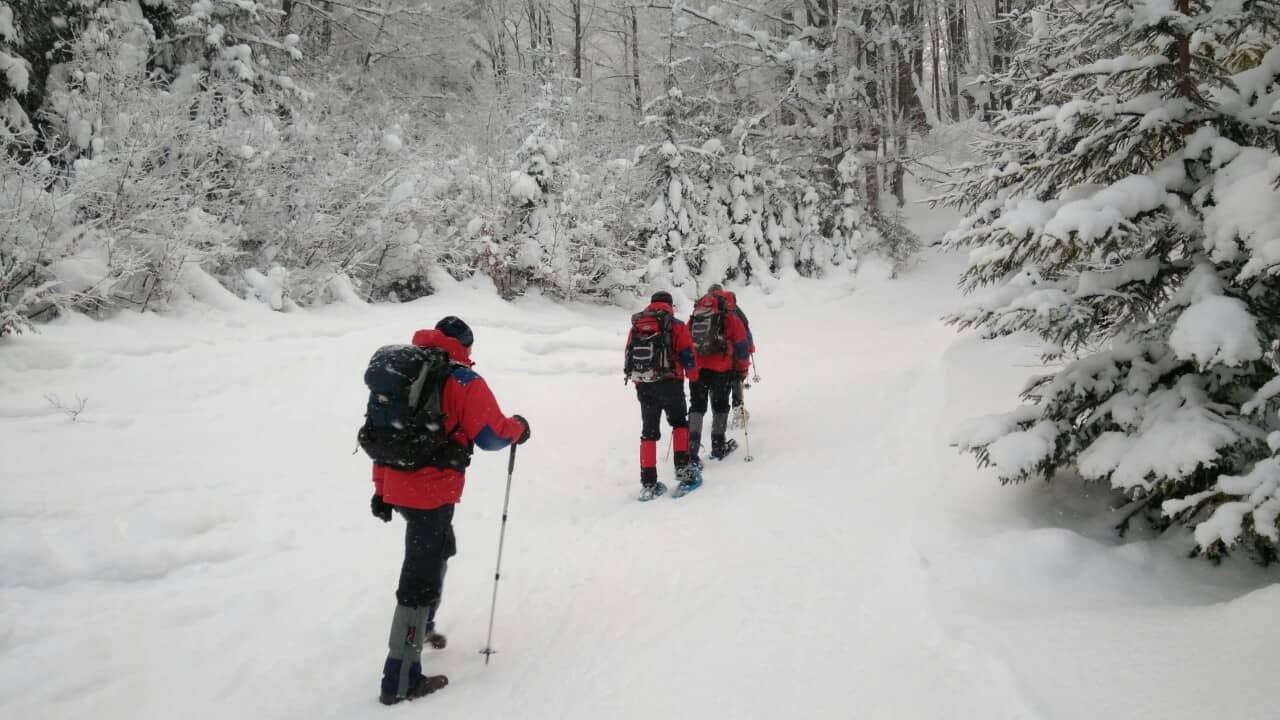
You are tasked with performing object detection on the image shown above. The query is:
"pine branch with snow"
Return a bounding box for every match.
[945,0,1280,562]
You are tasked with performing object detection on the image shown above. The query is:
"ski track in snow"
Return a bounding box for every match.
[2,197,1278,719]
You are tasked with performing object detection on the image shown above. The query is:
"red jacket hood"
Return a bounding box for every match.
[411,329,474,365]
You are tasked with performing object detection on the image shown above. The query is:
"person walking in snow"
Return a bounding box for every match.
[687,290,751,465]
[624,291,701,500]
[707,284,755,428]
[368,316,530,705]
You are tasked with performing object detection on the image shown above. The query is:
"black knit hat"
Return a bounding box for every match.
[708,283,723,293]
[435,315,474,347]
[650,291,674,306]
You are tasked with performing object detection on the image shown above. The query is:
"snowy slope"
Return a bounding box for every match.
[3,208,1279,719]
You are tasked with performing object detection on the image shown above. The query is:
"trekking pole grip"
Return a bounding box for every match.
[508,444,517,475]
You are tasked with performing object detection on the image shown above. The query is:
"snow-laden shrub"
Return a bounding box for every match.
[488,85,649,301]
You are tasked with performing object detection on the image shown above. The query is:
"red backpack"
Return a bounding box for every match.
[688,294,729,356]
[625,309,676,382]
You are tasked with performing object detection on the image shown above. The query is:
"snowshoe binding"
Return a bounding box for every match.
[638,481,668,502]
[671,465,703,498]
[710,438,738,461]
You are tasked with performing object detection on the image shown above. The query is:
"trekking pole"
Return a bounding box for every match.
[751,353,761,383]
[741,397,754,462]
[481,445,517,665]
[663,435,672,462]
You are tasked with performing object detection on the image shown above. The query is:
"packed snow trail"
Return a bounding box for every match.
[3,254,1279,718]
[0,251,1026,719]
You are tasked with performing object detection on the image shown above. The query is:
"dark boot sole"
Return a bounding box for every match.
[379,675,449,705]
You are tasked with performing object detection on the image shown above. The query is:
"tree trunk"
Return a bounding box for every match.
[859,7,881,214]
[905,2,926,130]
[806,0,842,191]
[892,0,924,206]
[572,0,582,79]
[543,4,556,74]
[629,6,642,113]
[989,0,1019,113]
[527,0,540,77]
[361,0,392,68]
[930,5,941,121]
[280,0,294,37]
[320,1,333,54]
[946,0,967,120]
[524,0,556,80]
[488,0,509,89]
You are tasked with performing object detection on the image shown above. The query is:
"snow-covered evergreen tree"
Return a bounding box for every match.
[0,0,32,146]
[947,0,1280,562]
[725,151,773,285]
[502,117,563,298]
[636,6,727,298]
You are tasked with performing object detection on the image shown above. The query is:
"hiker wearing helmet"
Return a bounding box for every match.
[623,291,702,500]
[687,288,751,464]
[364,316,531,705]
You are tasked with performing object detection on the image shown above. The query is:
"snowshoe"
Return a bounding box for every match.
[638,482,668,502]
[671,465,703,498]
[710,438,738,460]
[379,674,448,705]
[688,454,704,470]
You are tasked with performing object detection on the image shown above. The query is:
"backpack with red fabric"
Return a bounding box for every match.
[689,294,729,356]
[625,309,677,382]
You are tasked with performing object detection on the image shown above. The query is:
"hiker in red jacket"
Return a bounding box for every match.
[687,291,751,464]
[623,291,701,500]
[709,284,755,427]
[370,316,530,705]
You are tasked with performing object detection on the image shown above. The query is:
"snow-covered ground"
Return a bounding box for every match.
[2,195,1278,719]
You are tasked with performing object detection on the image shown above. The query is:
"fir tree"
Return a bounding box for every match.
[946,0,1280,562]
[636,3,726,297]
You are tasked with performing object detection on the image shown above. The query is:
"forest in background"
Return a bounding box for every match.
[1,0,1020,329]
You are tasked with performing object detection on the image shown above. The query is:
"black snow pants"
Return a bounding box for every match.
[395,504,458,625]
[636,378,690,486]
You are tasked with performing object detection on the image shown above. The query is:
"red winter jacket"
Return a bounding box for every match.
[625,301,699,382]
[689,294,751,374]
[720,291,755,355]
[371,329,526,510]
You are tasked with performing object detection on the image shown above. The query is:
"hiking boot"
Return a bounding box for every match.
[710,437,737,460]
[688,454,704,469]
[426,631,447,650]
[379,674,448,705]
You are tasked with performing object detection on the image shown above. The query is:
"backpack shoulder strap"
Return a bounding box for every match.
[408,347,451,415]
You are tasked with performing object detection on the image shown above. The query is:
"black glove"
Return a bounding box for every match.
[371,493,393,522]
[512,414,531,445]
